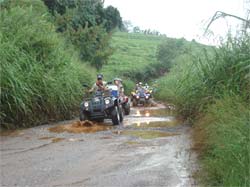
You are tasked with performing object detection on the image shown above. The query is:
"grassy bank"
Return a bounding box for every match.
[102,32,167,88]
[155,33,250,186]
[0,1,95,129]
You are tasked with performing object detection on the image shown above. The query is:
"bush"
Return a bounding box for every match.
[0,2,94,128]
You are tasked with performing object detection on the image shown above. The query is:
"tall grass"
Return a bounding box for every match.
[195,95,249,186]
[155,33,250,186]
[0,1,95,129]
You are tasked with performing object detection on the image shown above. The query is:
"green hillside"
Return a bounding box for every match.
[102,32,165,80]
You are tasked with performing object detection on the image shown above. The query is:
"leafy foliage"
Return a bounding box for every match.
[0,0,94,128]
[42,0,122,70]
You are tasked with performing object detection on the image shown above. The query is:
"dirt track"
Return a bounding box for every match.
[0,104,198,187]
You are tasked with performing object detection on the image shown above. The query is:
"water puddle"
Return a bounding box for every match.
[131,109,175,117]
[48,120,112,134]
[132,120,179,128]
[113,130,179,139]
[68,138,84,142]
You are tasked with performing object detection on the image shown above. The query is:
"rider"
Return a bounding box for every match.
[114,78,124,96]
[89,74,107,93]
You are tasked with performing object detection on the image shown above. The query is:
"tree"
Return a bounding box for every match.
[103,6,122,32]
[42,0,123,69]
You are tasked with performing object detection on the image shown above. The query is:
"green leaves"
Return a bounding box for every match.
[0,1,94,128]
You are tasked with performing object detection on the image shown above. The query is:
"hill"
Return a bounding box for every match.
[102,32,166,80]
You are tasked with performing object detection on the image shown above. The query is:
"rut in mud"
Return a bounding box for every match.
[0,103,198,187]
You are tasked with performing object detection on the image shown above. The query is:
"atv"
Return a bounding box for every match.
[80,85,123,125]
[131,88,152,106]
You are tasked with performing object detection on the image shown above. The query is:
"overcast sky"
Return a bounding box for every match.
[104,0,249,45]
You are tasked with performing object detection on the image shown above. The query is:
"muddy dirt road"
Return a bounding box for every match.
[1,104,198,187]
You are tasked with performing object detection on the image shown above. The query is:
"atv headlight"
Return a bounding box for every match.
[145,96,149,99]
[105,99,110,105]
[84,102,89,107]
[136,95,139,99]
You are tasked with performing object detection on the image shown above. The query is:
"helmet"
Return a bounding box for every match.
[97,74,103,80]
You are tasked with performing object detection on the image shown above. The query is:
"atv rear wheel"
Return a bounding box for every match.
[132,100,137,107]
[119,106,124,122]
[124,103,130,115]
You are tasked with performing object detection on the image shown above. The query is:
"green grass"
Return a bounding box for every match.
[102,32,165,80]
[196,96,250,186]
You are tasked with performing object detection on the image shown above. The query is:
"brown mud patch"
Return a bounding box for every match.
[39,136,54,140]
[114,130,179,139]
[132,120,179,128]
[125,141,140,145]
[100,136,112,139]
[49,120,112,134]
[52,138,65,143]
[0,130,22,137]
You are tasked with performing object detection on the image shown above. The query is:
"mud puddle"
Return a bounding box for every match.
[131,108,176,117]
[131,120,179,128]
[0,129,23,137]
[48,120,113,134]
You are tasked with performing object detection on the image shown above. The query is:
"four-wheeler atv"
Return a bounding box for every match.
[80,85,123,125]
[131,88,152,106]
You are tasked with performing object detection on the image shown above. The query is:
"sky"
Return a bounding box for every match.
[104,0,249,45]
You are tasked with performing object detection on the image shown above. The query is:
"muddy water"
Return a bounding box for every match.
[0,103,198,187]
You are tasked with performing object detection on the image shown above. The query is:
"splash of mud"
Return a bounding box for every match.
[49,120,112,134]
[114,130,179,139]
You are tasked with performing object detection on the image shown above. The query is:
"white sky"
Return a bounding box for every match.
[104,0,249,45]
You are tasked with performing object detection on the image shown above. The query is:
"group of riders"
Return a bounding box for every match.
[88,74,151,96]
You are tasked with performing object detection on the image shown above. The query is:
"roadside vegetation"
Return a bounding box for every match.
[102,32,206,93]
[155,26,250,186]
[0,0,122,128]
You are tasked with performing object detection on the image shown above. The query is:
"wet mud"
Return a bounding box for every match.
[0,129,22,137]
[52,138,65,143]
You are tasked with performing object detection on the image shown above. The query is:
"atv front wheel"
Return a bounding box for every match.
[80,110,88,121]
[111,106,120,125]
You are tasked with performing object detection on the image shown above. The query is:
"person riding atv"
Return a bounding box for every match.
[113,78,130,115]
[80,74,123,125]
[89,74,107,93]
[131,82,152,106]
